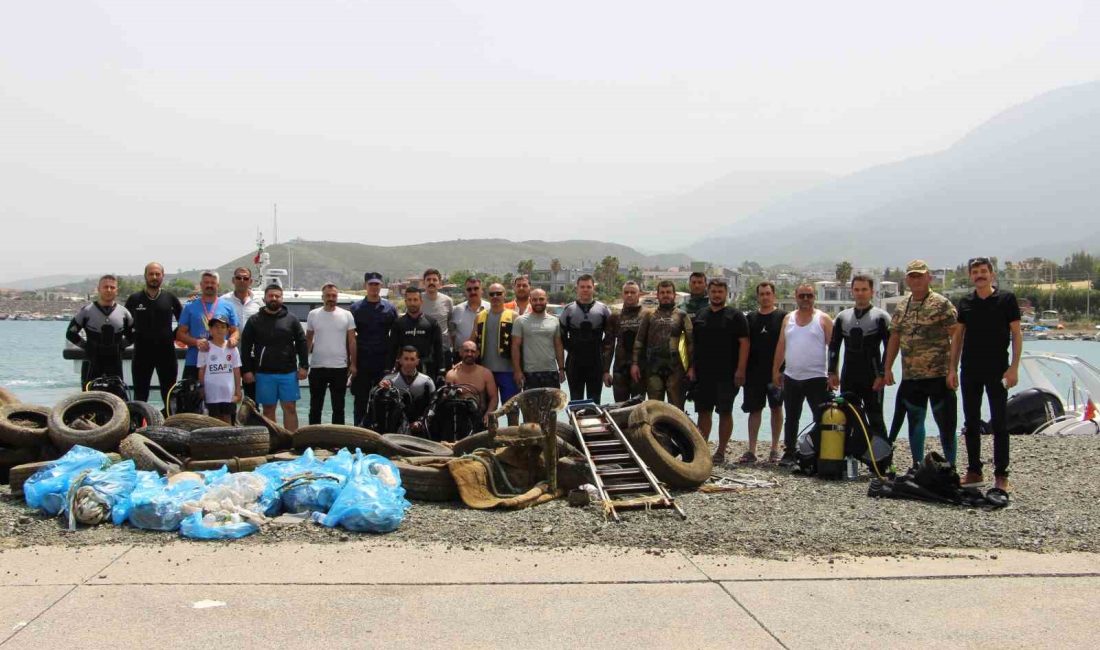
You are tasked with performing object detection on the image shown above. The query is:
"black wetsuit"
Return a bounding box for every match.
[559,300,612,401]
[125,289,182,403]
[828,306,890,445]
[388,312,444,381]
[67,302,134,386]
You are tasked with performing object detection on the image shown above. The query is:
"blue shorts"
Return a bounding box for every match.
[493,371,520,403]
[256,371,300,405]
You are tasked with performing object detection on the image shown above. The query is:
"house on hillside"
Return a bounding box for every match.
[530,267,590,294]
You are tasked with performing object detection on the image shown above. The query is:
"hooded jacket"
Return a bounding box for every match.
[240,306,309,374]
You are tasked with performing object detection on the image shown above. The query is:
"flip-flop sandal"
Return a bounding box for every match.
[985,487,1010,508]
[767,450,781,464]
[737,452,757,464]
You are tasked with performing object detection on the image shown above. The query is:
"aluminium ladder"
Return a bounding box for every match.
[566,400,686,522]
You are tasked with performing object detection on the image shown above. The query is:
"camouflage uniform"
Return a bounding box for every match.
[891,291,957,380]
[633,304,692,409]
[890,289,959,466]
[605,304,646,401]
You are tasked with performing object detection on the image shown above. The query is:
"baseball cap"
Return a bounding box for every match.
[208,315,229,326]
[364,272,383,284]
[905,260,930,276]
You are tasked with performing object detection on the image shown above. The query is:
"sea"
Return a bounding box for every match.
[3,321,1098,442]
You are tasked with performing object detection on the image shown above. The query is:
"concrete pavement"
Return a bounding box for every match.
[1,543,1096,648]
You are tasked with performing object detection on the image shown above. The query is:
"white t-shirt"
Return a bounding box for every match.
[306,306,356,368]
[197,342,241,404]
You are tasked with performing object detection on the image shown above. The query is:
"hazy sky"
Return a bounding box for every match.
[2,1,1098,281]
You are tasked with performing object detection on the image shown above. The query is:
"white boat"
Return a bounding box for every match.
[1038,309,1061,327]
[1016,351,1100,435]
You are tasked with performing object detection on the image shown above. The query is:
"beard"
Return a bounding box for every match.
[265,300,280,311]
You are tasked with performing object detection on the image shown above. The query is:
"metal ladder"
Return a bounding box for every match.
[566,400,686,522]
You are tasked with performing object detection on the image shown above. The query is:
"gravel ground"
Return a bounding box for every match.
[1,434,1097,558]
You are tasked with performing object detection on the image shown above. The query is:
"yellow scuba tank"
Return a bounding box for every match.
[818,398,847,479]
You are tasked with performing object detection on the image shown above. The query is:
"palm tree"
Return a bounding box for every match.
[550,258,562,274]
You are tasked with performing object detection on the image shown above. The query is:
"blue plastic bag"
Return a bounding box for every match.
[126,474,207,531]
[60,460,138,528]
[24,446,110,516]
[178,472,278,540]
[179,511,260,540]
[113,467,230,527]
[313,454,409,533]
[256,448,351,514]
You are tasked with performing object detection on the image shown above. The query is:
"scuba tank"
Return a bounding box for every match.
[818,397,848,479]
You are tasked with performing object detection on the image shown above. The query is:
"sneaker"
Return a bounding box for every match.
[737,452,757,464]
[960,471,984,486]
[777,453,796,468]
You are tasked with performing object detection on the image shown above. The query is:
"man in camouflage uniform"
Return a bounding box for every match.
[605,281,646,401]
[884,259,960,469]
[632,280,692,409]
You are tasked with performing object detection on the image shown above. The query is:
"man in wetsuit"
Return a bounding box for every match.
[125,262,182,404]
[559,274,612,401]
[67,274,134,386]
[176,271,239,381]
[606,281,646,402]
[388,286,443,381]
[828,274,890,450]
[631,280,691,408]
[682,271,709,318]
[950,257,1022,492]
[884,259,960,470]
[379,346,436,425]
[350,271,398,426]
[740,281,786,464]
[690,278,748,464]
[512,289,565,391]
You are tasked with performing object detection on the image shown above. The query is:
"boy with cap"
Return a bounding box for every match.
[197,315,242,423]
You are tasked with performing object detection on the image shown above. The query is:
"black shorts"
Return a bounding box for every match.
[206,402,236,418]
[741,380,782,413]
[694,377,737,414]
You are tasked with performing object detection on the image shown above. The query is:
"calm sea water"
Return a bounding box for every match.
[3,320,1098,441]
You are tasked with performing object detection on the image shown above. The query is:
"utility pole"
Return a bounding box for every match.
[273,203,278,245]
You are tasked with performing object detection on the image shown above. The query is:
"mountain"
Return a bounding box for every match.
[687,81,1100,268]
[0,274,97,291]
[208,238,692,289]
[590,169,833,251]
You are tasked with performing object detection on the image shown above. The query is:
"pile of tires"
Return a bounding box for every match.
[624,401,712,488]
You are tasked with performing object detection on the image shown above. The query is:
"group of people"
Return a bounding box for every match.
[65,256,1021,492]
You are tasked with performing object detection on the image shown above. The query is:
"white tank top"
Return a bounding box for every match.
[784,309,828,381]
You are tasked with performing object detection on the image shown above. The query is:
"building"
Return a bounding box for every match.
[777,280,902,316]
[530,267,589,294]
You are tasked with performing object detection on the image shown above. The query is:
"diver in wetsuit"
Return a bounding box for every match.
[828,275,890,448]
[606,281,646,401]
[67,274,134,386]
[632,280,692,409]
[559,274,612,401]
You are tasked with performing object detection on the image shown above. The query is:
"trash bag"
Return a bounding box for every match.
[255,448,350,514]
[312,454,409,533]
[61,460,138,529]
[112,467,228,526]
[125,473,209,531]
[24,445,111,515]
[178,473,278,540]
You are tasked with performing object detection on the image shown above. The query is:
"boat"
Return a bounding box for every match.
[1038,309,1062,328]
[1015,351,1100,435]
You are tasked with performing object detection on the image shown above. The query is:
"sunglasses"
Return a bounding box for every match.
[233,275,250,281]
[797,293,814,299]
[488,291,504,297]
[968,257,992,269]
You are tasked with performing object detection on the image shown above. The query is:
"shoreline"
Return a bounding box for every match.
[3,434,1096,558]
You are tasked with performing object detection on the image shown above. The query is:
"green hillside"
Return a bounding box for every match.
[210,238,691,288]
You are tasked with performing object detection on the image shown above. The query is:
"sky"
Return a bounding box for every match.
[1,0,1098,281]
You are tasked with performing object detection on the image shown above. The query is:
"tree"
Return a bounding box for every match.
[448,269,476,287]
[627,265,642,283]
[166,277,198,298]
[739,260,764,276]
[550,258,562,274]
[835,260,853,284]
[516,259,534,277]
[594,256,620,292]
